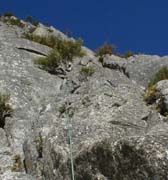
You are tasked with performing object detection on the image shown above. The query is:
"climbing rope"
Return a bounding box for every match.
[65,103,75,180]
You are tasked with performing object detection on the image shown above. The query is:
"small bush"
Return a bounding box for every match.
[44,23,50,27]
[1,13,25,28]
[4,12,13,17]
[6,18,25,28]
[123,51,134,58]
[80,67,95,77]
[115,51,134,59]
[82,96,91,107]
[156,96,167,116]
[25,16,32,22]
[149,67,168,87]
[23,33,57,48]
[144,85,158,104]
[35,49,62,74]
[0,94,12,128]
[25,16,39,26]
[144,85,168,116]
[96,43,116,57]
[24,32,84,58]
[34,133,43,158]
[35,39,84,74]
[56,38,84,62]
[119,51,134,58]
[64,29,73,37]
[59,104,66,115]
[96,43,116,63]
[11,154,23,172]
[98,56,104,63]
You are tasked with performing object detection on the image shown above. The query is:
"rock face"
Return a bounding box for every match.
[152,80,168,116]
[0,17,168,180]
[103,54,168,87]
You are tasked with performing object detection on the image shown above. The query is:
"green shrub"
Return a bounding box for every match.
[25,16,39,26]
[34,133,43,158]
[24,33,84,58]
[145,67,168,116]
[35,49,62,74]
[23,33,57,48]
[149,67,168,87]
[82,96,91,107]
[123,51,134,58]
[114,51,134,59]
[98,56,104,63]
[11,154,23,172]
[56,38,84,62]
[4,12,13,17]
[118,51,134,58]
[144,85,168,116]
[80,67,95,77]
[96,43,116,63]
[144,85,158,104]
[35,38,84,74]
[6,18,25,28]
[44,23,50,27]
[59,104,66,115]
[25,16,32,22]
[96,43,116,57]
[27,32,84,74]
[0,94,12,128]
[2,13,25,28]
[64,29,73,37]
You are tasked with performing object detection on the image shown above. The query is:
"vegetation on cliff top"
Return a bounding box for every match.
[95,43,134,63]
[149,67,168,87]
[144,67,168,117]
[35,38,84,74]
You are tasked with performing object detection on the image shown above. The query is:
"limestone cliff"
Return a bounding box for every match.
[0,16,168,180]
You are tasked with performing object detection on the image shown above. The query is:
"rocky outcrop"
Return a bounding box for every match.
[0,17,168,180]
[32,24,67,40]
[152,80,168,116]
[103,54,168,87]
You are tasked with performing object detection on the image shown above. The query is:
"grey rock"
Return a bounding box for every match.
[0,172,35,180]
[32,26,51,37]
[126,55,168,87]
[75,135,168,180]
[103,55,129,77]
[33,24,68,40]
[14,38,51,56]
[103,54,168,87]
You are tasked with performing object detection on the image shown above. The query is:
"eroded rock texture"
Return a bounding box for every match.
[0,18,168,180]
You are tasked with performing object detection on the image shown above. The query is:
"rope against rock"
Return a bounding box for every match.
[65,103,75,180]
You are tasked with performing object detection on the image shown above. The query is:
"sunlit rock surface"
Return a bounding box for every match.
[0,17,168,180]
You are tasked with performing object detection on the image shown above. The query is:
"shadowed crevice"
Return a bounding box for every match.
[17,47,47,56]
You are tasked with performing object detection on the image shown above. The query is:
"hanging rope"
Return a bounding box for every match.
[65,103,75,180]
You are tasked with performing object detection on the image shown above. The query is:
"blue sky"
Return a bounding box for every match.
[1,0,168,56]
